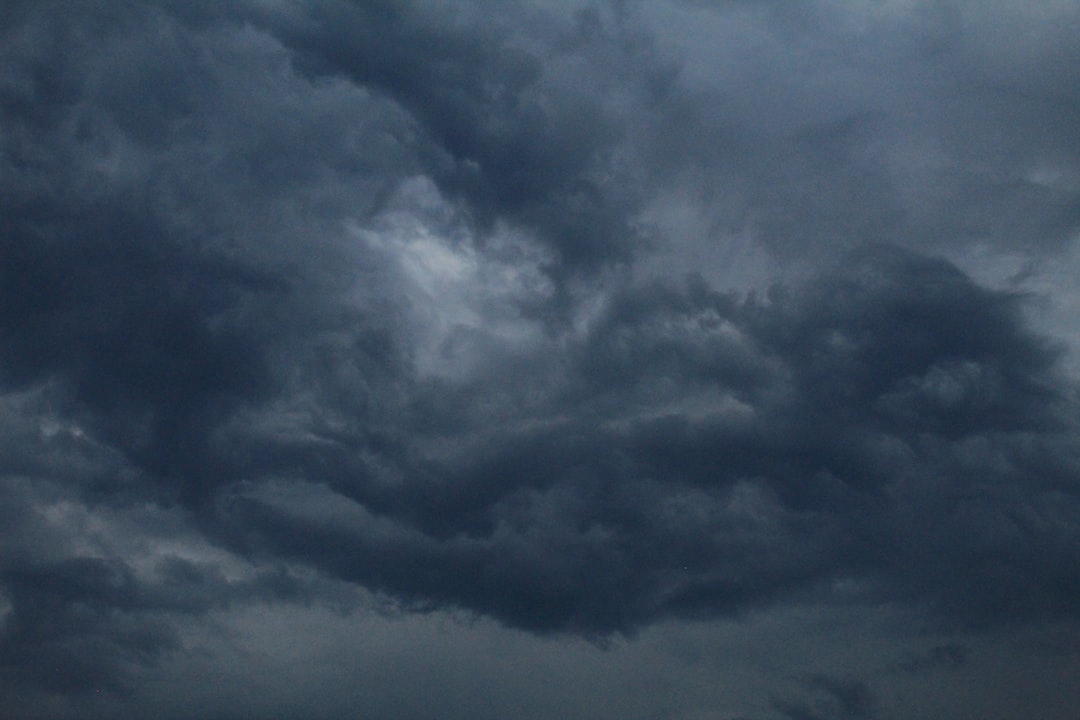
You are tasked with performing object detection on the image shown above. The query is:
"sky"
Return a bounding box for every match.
[2,1,1080,718]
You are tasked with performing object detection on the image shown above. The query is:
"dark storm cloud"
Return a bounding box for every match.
[1,0,426,498]
[1,207,277,501]
[257,0,677,284]
[2,0,1080,715]
[207,246,1079,635]
[0,0,421,698]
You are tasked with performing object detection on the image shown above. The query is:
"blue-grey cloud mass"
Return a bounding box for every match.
[2,1,1080,718]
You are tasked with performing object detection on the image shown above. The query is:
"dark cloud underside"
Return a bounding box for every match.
[2,1,1080,718]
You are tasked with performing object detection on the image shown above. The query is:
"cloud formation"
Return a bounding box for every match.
[2,1,1080,717]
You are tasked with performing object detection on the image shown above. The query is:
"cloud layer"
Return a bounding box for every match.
[3,1,1080,717]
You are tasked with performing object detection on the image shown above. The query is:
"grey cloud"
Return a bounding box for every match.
[633,0,1080,271]
[196,246,1079,637]
[2,0,1080,716]
[773,675,878,720]
[895,642,969,674]
[259,0,677,289]
[0,553,311,704]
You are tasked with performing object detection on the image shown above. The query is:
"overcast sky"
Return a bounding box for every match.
[3,1,1080,718]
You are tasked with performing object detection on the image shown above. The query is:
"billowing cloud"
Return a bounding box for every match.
[2,1,1080,718]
